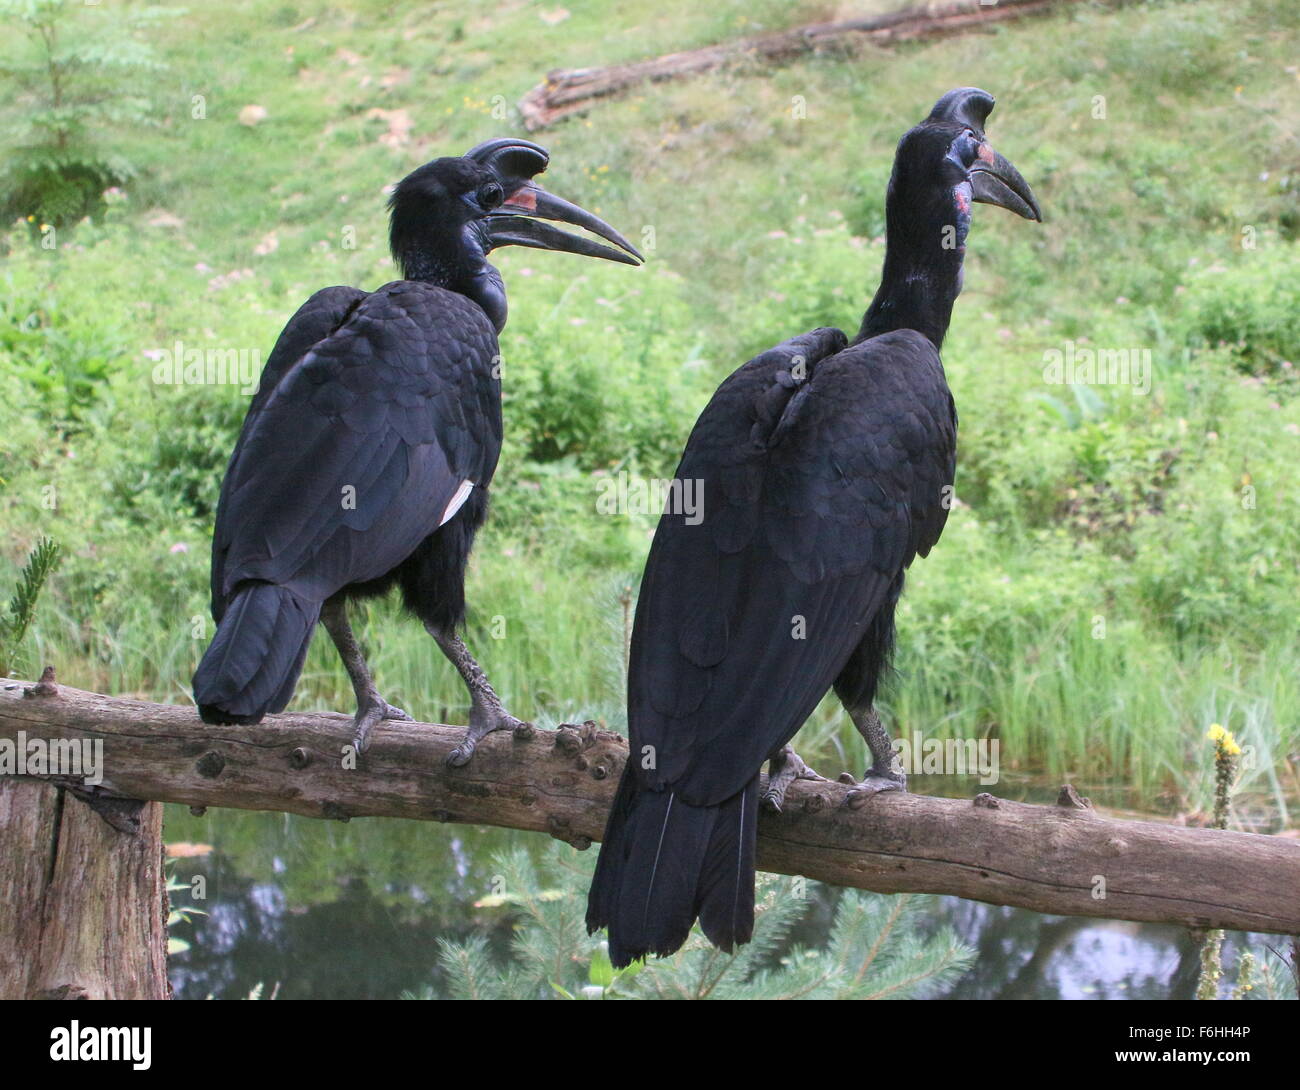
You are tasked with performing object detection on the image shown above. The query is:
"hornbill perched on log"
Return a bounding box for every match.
[587,89,1040,966]
[193,139,641,763]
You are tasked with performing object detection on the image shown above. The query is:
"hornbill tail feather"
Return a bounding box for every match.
[587,769,760,967]
[193,583,318,725]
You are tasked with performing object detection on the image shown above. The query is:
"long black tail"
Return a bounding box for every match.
[193,582,318,725]
[586,765,759,968]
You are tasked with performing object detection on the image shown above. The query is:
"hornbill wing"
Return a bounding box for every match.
[212,282,502,608]
[628,327,957,807]
[211,285,367,620]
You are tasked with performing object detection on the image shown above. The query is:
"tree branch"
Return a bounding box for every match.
[2,674,1297,935]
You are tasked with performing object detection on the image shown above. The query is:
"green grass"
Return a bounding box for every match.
[2,0,1298,828]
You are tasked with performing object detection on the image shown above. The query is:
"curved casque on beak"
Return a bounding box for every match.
[927,87,1042,223]
[465,137,643,265]
[970,143,1041,222]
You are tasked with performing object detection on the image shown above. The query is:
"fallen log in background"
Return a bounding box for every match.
[2,675,1298,938]
[519,0,1078,130]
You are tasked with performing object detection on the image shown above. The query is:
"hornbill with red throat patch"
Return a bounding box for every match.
[193,139,641,764]
[586,89,1041,966]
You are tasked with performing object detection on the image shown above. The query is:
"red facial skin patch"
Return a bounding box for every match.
[954,186,971,215]
[977,143,996,164]
[505,186,537,212]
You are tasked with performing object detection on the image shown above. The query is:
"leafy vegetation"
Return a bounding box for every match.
[0,0,180,227]
[0,535,61,676]
[422,846,973,1000]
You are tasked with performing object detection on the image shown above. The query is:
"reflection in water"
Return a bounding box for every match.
[166,802,1279,1000]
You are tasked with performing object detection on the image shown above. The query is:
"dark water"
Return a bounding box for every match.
[164,776,1286,1001]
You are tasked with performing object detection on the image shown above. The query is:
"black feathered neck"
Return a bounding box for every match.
[853,129,968,351]
[387,159,508,330]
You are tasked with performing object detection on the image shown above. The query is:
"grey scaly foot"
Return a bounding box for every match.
[446,696,524,768]
[427,624,528,768]
[352,693,413,754]
[762,744,826,813]
[842,705,907,809]
[320,595,412,754]
[841,765,907,809]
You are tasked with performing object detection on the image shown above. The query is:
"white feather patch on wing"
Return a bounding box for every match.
[439,480,474,526]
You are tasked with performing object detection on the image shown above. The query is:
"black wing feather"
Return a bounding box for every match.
[211,281,502,611]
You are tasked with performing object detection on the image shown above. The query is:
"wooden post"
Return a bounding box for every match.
[0,675,169,999]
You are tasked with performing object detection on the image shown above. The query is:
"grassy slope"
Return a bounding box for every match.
[1,0,1297,822]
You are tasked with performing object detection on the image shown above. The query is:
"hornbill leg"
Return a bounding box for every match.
[320,596,412,753]
[842,706,906,809]
[761,744,826,813]
[427,625,525,769]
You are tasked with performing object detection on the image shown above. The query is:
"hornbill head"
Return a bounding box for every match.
[889,87,1041,237]
[464,138,643,265]
[388,138,642,329]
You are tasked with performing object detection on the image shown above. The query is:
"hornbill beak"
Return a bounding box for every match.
[465,137,643,265]
[969,142,1041,222]
[489,182,644,265]
[926,88,1042,223]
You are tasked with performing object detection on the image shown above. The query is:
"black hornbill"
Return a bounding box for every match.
[586,88,1041,966]
[193,139,641,763]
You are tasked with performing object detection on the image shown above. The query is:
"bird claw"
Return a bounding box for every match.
[446,707,524,768]
[844,767,907,810]
[762,746,825,813]
[352,698,413,754]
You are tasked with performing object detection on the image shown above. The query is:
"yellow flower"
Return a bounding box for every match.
[1207,723,1241,755]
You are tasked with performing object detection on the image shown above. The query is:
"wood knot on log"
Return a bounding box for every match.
[288,747,311,770]
[973,793,1001,809]
[1057,784,1093,810]
[24,665,58,698]
[555,720,602,755]
[195,752,225,779]
[554,725,583,754]
[321,801,350,822]
[546,813,591,849]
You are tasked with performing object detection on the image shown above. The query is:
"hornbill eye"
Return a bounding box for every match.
[478,182,504,210]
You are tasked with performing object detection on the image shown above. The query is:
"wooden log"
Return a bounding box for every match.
[519,0,1072,130]
[2,674,1298,938]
